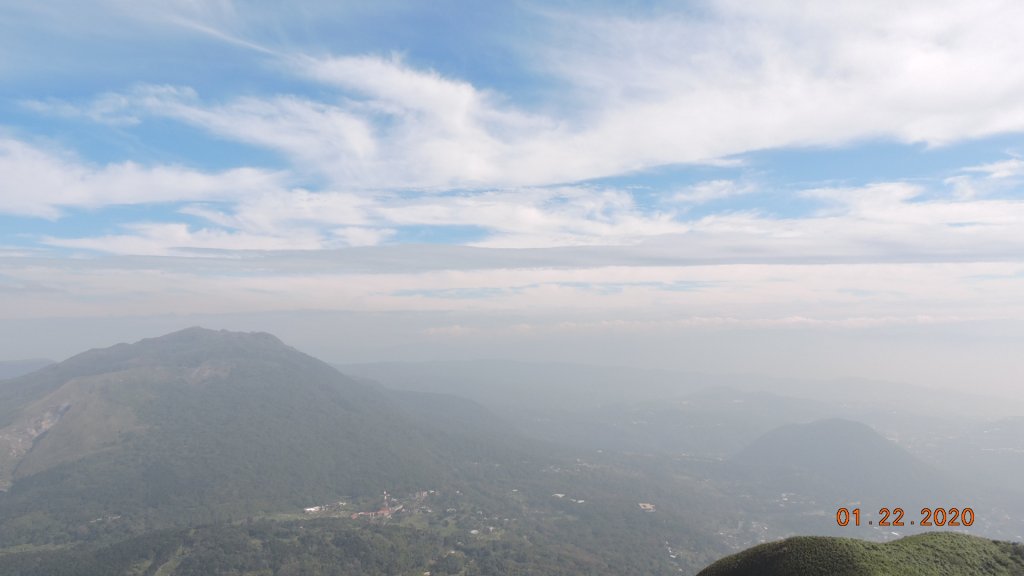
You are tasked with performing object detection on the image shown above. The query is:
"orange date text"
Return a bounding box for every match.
[836,507,974,527]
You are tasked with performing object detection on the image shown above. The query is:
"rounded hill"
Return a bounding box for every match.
[698,532,1024,576]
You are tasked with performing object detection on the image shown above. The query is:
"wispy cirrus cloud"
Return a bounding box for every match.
[21,93,144,126]
[673,180,756,205]
[19,2,1024,195]
[962,158,1024,179]
[15,1,1024,188]
[66,68,563,190]
[541,0,1024,149]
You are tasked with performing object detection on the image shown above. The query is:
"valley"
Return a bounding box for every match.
[0,328,1022,575]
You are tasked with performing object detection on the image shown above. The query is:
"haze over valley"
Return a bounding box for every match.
[1,328,1023,574]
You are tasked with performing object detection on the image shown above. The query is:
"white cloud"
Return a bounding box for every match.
[333,226,395,247]
[88,2,1024,190]
[42,185,687,254]
[43,222,327,256]
[673,180,756,204]
[801,183,925,217]
[25,2,1024,193]
[179,190,374,232]
[691,183,1024,261]
[19,165,1024,258]
[962,158,1024,179]
[21,93,142,126]
[7,4,1024,284]
[0,138,284,218]
[123,85,381,185]
[944,156,1024,199]
[105,70,560,190]
[377,187,686,248]
[544,0,1024,149]
[0,130,692,253]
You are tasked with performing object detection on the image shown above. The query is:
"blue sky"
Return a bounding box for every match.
[2,1,1024,394]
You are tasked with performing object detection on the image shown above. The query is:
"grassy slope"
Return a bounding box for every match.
[698,532,1024,576]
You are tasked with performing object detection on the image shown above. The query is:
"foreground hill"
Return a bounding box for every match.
[0,328,520,544]
[698,532,1024,576]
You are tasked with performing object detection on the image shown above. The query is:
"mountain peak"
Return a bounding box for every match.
[129,326,289,356]
[729,417,946,503]
[733,418,895,463]
[143,326,284,346]
[0,327,454,533]
[48,327,300,379]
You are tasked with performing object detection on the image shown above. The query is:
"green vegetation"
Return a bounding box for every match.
[0,520,443,576]
[698,532,1024,576]
[0,508,716,576]
[0,328,531,545]
[0,329,733,574]
[3,329,1022,575]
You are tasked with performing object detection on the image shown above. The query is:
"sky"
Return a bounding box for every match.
[2,1,1024,395]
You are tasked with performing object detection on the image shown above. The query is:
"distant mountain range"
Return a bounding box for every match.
[340,360,1024,461]
[339,360,1024,421]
